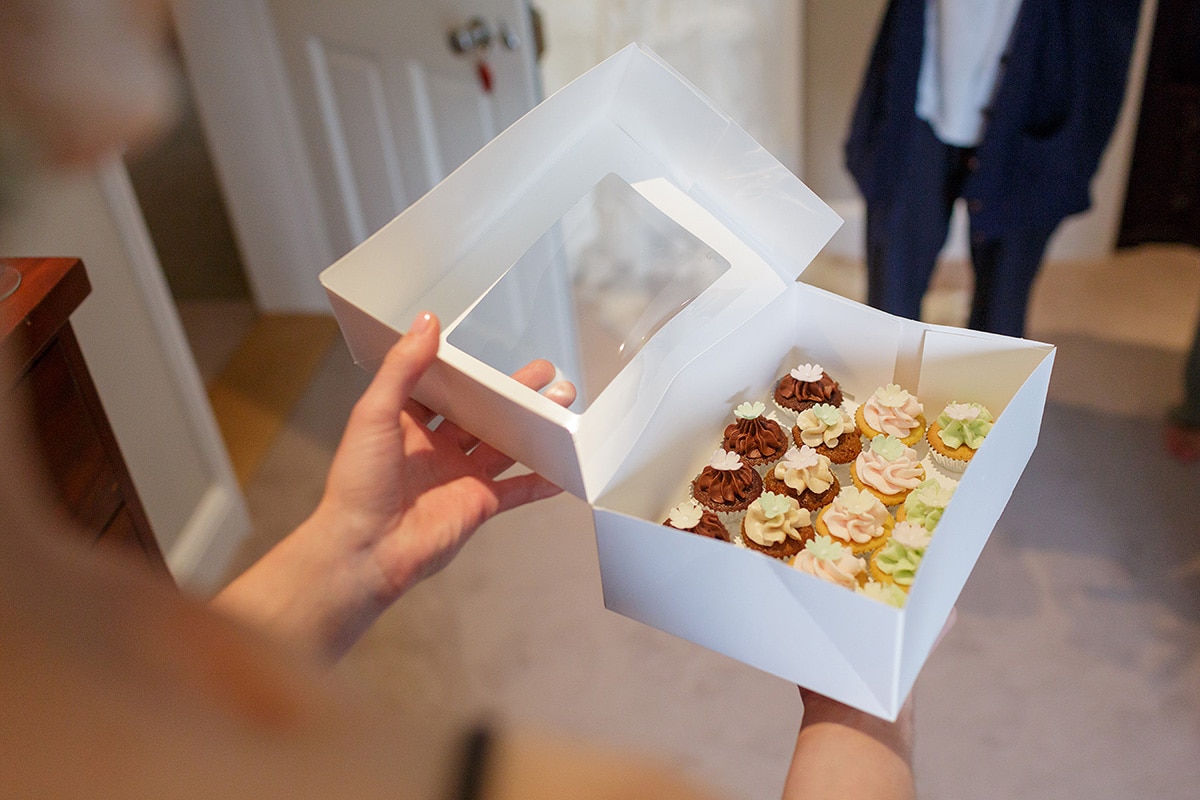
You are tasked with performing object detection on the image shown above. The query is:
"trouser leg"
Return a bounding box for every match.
[966,223,1057,337]
[865,121,964,321]
[1172,309,1200,427]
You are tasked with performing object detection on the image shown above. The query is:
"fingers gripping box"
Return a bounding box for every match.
[320,44,1054,720]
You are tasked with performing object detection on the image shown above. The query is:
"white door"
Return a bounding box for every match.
[267,0,542,257]
[172,0,543,311]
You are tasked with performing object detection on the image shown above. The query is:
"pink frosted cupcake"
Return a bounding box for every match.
[763,445,840,511]
[814,486,894,556]
[790,535,867,590]
[691,449,764,515]
[855,384,926,446]
[722,400,789,469]
[849,434,926,507]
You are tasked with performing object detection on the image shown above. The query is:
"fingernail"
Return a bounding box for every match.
[545,381,573,403]
[410,312,433,335]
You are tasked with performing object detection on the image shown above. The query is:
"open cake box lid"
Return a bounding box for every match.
[319,44,842,502]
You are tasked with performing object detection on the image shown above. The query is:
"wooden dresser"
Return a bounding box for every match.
[0,257,170,577]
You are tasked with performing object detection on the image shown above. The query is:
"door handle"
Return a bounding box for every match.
[447,17,491,54]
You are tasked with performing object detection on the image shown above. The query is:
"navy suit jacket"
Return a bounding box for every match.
[845,0,1142,237]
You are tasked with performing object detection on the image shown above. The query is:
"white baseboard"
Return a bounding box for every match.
[166,483,251,596]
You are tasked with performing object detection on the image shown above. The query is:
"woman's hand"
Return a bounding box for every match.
[213,312,575,660]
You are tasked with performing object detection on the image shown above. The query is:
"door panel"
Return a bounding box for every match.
[308,39,410,244]
[268,0,540,257]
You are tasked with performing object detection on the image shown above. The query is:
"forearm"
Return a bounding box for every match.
[211,507,390,662]
[781,691,915,800]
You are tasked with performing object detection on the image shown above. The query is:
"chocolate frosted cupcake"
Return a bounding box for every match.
[722,401,789,468]
[763,445,840,511]
[663,498,730,541]
[740,492,814,559]
[793,403,862,464]
[775,363,844,416]
[691,449,764,515]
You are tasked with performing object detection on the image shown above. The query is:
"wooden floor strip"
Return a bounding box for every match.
[207,313,341,485]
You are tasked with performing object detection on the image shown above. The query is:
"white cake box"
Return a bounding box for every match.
[320,44,1054,720]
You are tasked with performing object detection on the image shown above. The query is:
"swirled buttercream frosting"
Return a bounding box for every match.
[792,535,866,589]
[822,487,889,545]
[775,364,842,410]
[774,446,835,494]
[743,492,811,547]
[854,435,924,495]
[935,402,993,450]
[795,403,855,448]
[901,478,955,530]
[857,581,908,607]
[862,384,924,438]
[723,405,788,464]
[692,449,762,511]
[664,499,728,539]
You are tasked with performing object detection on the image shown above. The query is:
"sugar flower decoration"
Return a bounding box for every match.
[709,449,743,471]
[790,363,825,382]
[734,400,766,420]
[836,486,878,514]
[756,491,793,520]
[874,384,914,407]
[892,521,932,550]
[811,403,842,426]
[667,499,704,529]
[782,445,820,471]
[868,434,906,461]
[804,534,845,561]
[943,402,981,422]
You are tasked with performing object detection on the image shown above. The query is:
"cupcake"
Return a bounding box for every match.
[774,363,844,416]
[740,492,814,560]
[897,476,955,530]
[926,401,994,472]
[691,449,764,515]
[814,486,894,556]
[764,445,840,511]
[722,401,789,468]
[793,403,862,464]
[663,498,730,541]
[849,435,925,507]
[790,535,867,590]
[855,384,926,446]
[856,580,909,608]
[868,521,932,591]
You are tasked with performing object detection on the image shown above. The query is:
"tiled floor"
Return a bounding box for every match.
[187,244,1200,799]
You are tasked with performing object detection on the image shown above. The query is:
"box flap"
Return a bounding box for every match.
[321,44,841,502]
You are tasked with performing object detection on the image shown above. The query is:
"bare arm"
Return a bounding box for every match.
[782,690,915,800]
[213,312,575,660]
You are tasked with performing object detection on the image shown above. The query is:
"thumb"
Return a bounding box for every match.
[355,312,441,425]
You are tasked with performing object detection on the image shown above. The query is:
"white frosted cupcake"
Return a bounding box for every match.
[740,492,813,560]
[793,403,862,464]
